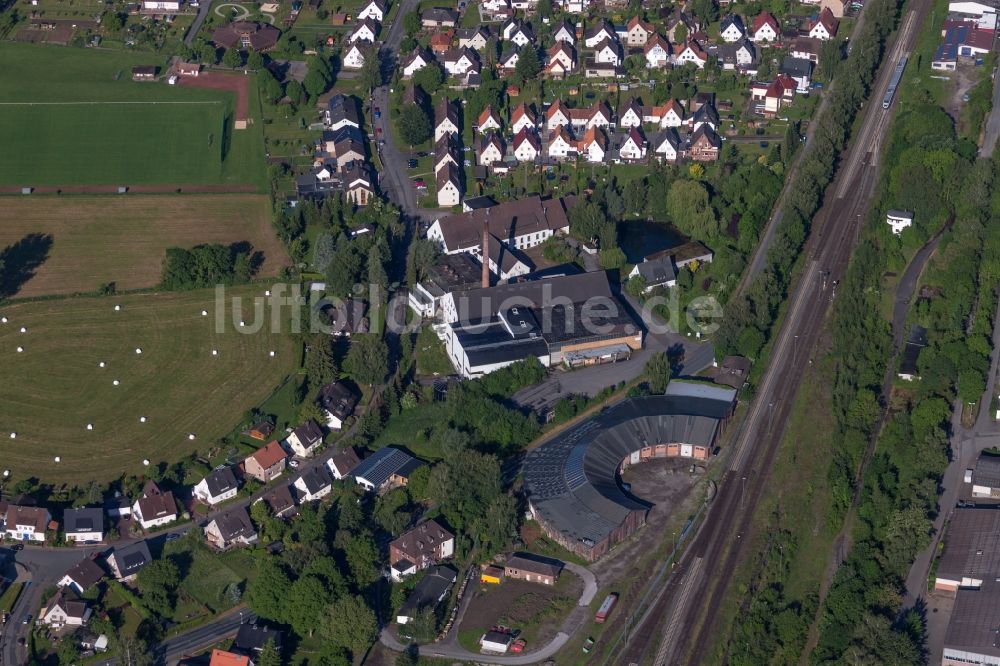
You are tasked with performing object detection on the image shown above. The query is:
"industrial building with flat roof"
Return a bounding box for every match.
[936,507,1000,666]
[441,270,642,378]
[523,384,737,561]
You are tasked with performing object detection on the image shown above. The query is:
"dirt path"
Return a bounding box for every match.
[0,184,257,194]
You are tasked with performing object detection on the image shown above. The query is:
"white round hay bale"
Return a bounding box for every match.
[188,433,196,440]
[54,456,60,463]
[240,320,246,327]
[269,350,275,357]
[135,348,142,354]
[19,327,26,333]
[265,289,271,296]
[201,310,208,316]
[114,305,121,312]
[2,470,8,477]
[86,423,93,431]
[1,317,7,323]
[9,432,15,439]
[15,346,23,353]
[140,416,147,423]
[212,349,218,356]
[99,362,106,368]
[143,459,150,466]
[113,380,120,386]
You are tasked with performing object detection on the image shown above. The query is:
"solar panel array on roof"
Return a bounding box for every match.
[352,447,421,489]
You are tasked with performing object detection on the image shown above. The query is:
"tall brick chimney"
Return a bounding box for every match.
[481,210,491,289]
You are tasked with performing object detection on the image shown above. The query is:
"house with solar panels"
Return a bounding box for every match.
[523,383,736,561]
[351,447,424,494]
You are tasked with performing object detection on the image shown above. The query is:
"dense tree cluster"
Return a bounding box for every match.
[160,243,258,290]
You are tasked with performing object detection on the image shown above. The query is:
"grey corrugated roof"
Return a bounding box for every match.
[525,395,734,547]
[937,507,1000,582]
[974,454,1000,490]
[945,580,1000,658]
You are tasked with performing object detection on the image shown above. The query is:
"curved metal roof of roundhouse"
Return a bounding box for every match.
[524,395,731,545]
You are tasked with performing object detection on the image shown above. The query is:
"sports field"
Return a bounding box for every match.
[0,194,291,297]
[0,286,300,484]
[0,43,265,187]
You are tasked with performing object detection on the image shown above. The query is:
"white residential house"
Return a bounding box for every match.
[886,210,914,235]
[477,106,502,132]
[808,8,839,39]
[443,48,479,75]
[653,129,681,162]
[545,101,572,130]
[349,18,379,43]
[402,50,432,77]
[593,39,622,65]
[358,0,385,21]
[579,127,607,163]
[131,482,177,530]
[624,16,654,46]
[284,421,324,457]
[512,129,541,162]
[646,100,685,128]
[294,467,333,503]
[343,43,366,69]
[479,133,506,166]
[499,49,520,71]
[584,22,616,48]
[545,43,576,76]
[547,126,576,159]
[511,104,537,134]
[193,467,239,506]
[644,34,671,68]
[553,21,576,45]
[720,15,747,42]
[619,127,647,161]
[508,24,534,47]
[675,42,708,68]
[751,12,780,42]
[437,164,463,207]
[435,100,461,142]
[63,508,104,543]
[41,593,91,629]
[618,100,644,128]
[4,505,50,542]
[317,381,358,430]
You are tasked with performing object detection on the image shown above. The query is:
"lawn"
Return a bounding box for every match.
[0,43,264,187]
[0,194,290,297]
[166,537,248,613]
[0,284,300,484]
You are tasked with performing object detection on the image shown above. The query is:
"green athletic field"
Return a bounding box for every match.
[0,43,264,187]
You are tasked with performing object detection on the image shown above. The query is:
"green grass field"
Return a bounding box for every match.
[0,285,299,484]
[0,43,265,187]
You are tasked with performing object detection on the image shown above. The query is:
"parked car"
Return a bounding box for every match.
[407,159,418,168]
[374,107,381,119]
[583,637,595,653]
[22,614,31,625]
[289,459,300,468]
[510,639,526,653]
[760,141,769,148]
[414,179,425,188]
[165,533,180,542]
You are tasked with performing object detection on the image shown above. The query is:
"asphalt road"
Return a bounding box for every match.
[979,68,1000,157]
[608,4,930,663]
[183,0,214,47]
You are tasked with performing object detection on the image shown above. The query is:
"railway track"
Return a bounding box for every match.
[610,2,931,663]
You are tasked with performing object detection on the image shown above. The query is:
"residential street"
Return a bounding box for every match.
[184,0,214,46]
[979,68,1000,157]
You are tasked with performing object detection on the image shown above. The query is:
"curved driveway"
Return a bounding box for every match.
[380,562,597,664]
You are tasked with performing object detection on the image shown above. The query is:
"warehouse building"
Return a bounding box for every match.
[523,385,736,561]
[441,271,642,378]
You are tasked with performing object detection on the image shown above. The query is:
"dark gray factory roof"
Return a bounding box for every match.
[945,580,1000,658]
[524,393,734,548]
